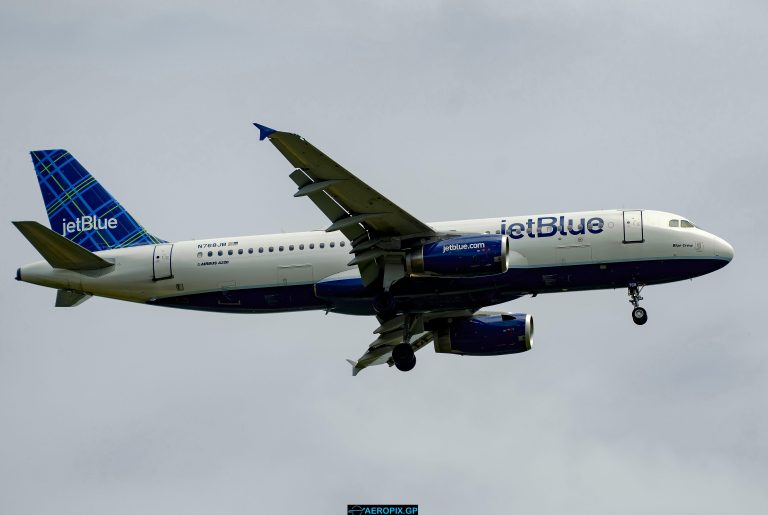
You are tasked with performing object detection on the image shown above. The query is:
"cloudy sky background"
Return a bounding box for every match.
[1,1,766,513]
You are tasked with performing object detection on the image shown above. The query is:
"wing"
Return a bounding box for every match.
[347,310,474,375]
[254,123,436,286]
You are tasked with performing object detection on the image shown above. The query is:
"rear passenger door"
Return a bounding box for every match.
[153,244,174,280]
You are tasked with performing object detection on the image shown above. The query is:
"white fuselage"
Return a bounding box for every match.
[17,209,734,313]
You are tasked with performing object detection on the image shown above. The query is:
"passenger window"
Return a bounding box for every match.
[340,241,345,247]
[289,245,294,251]
[330,242,335,248]
[320,243,325,249]
[669,220,679,227]
[279,246,284,252]
[197,252,203,258]
[228,249,233,256]
[309,243,314,249]
[218,250,223,256]
[681,220,694,228]
[269,246,274,252]
[238,249,243,255]
[299,244,305,250]
[208,251,213,257]
[258,247,263,253]
[248,248,254,254]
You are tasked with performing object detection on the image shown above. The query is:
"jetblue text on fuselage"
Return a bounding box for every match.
[61,215,118,236]
[501,216,604,239]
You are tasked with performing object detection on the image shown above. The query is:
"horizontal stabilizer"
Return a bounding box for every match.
[56,289,92,307]
[12,221,113,270]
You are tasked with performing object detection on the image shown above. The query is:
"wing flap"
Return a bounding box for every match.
[288,168,367,243]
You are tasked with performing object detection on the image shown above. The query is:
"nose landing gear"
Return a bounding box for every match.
[628,282,648,325]
[632,306,648,325]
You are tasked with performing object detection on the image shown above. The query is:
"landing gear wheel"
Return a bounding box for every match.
[392,343,416,372]
[632,306,648,325]
[627,282,648,325]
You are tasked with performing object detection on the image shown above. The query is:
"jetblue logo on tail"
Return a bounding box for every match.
[61,216,118,236]
[32,149,164,251]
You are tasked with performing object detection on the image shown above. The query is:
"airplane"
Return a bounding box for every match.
[13,123,734,374]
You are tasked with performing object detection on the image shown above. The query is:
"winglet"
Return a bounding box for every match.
[346,359,361,377]
[253,122,277,141]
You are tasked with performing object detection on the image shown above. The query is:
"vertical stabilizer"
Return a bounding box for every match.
[31,149,164,252]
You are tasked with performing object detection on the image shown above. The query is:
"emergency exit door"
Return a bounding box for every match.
[153,244,174,280]
[622,210,644,243]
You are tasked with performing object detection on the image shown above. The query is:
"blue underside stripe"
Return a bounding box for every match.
[148,257,728,314]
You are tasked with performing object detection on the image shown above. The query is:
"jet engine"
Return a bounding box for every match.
[406,235,509,277]
[433,313,533,356]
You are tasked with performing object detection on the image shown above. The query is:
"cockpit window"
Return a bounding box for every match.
[681,220,695,228]
[669,219,679,227]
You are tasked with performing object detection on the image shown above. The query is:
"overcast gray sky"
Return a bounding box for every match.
[1,1,766,513]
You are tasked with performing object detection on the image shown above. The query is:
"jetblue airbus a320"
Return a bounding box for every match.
[13,124,734,374]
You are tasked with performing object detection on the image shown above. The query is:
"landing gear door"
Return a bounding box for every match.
[622,210,644,244]
[153,244,173,280]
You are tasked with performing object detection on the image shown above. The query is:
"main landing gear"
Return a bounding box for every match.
[391,312,417,372]
[392,343,416,372]
[628,282,648,325]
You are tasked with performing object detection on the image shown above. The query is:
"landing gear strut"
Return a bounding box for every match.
[628,282,648,325]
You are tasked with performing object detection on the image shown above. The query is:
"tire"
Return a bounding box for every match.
[632,307,648,325]
[392,343,416,372]
[394,356,416,372]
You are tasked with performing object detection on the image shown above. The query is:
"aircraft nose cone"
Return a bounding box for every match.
[714,236,734,262]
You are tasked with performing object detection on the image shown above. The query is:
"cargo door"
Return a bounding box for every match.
[277,264,313,286]
[557,244,592,264]
[153,244,174,280]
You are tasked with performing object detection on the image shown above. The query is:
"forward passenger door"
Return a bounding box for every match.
[622,210,644,244]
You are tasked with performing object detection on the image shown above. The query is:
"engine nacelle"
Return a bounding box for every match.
[406,235,509,277]
[433,313,533,356]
